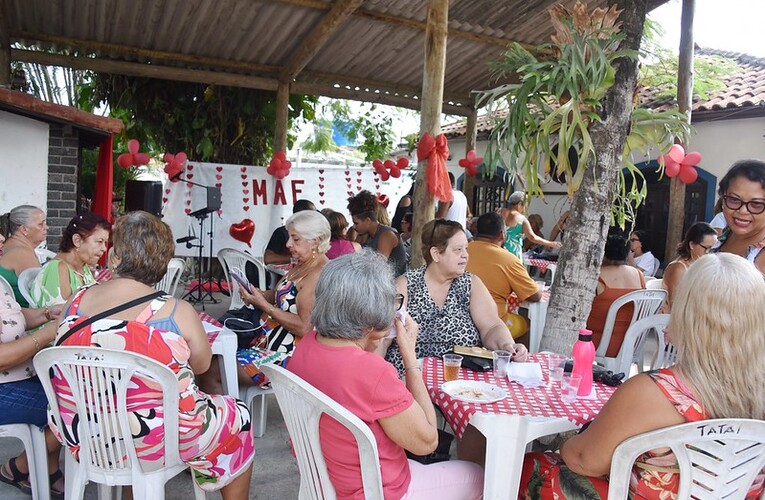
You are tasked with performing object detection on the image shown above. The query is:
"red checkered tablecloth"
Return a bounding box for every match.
[525,258,556,274]
[424,354,616,439]
[507,289,551,312]
[199,312,223,344]
[93,267,112,282]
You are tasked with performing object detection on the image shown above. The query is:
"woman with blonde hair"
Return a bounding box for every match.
[517,253,765,498]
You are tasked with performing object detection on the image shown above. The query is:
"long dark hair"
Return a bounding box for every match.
[60,213,111,252]
[676,222,716,259]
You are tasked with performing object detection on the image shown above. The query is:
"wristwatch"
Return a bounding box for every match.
[43,307,52,321]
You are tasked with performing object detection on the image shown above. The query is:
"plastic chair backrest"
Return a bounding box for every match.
[611,313,670,376]
[596,288,668,362]
[260,364,384,500]
[644,277,664,290]
[608,418,765,500]
[649,257,661,277]
[33,347,200,499]
[0,275,14,299]
[17,267,41,305]
[653,319,679,369]
[217,248,267,310]
[154,258,185,296]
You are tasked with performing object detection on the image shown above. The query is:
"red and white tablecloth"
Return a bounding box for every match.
[525,258,556,274]
[423,354,616,439]
[199,311,223,344]
[507,289,551,312]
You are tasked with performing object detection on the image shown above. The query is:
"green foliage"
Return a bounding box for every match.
[477,4,690,227]
[301,119,340,154]
[558,466,602,500]
[328,101,396,161]
[83,75,318,165]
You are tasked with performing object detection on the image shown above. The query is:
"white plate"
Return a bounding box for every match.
[441,380,507,404]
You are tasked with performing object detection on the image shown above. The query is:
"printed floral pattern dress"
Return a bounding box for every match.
[518,369,764,499]
[49,286,254,491]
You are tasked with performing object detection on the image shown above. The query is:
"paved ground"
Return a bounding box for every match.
[0,286,301,499]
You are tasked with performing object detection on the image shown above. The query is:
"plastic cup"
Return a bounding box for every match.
[492,350,512,378]
[547,354,566,386]
[561,373,582,403]
[443,354,463,382]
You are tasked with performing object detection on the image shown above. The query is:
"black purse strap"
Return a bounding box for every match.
[56,291,166,346]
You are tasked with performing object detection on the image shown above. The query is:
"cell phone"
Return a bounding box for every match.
[230,267,253,293]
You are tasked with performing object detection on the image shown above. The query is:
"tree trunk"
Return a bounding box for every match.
[540,0,649,354]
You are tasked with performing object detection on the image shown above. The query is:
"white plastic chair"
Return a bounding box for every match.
[260,364,384,500]
[17,267,41,305]
[0,275,14,298]
[653,321,679,369]
[33,347,205,500]
[596,289,667,372]
[154,258,185,296]
[608,419,765,500]
[0,424,50,500]
[645,277,664,290]
[609,314,670,376]
[649,257,661,277]
[217,248,267,310]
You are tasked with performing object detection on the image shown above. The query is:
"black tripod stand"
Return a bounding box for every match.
[180,182,222,309]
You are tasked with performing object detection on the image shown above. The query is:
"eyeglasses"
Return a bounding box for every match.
[722,195,765,215]
[696,243,713,253]
[394,293,405,311]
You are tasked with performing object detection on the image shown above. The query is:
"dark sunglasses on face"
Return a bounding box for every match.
[696,243,712,253]
[395,293,404,311]
[722,194,765,215]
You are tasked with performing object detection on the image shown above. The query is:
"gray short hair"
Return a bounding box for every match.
[507,191,525,207]
[286,210,331,254]
[311,250,396,340]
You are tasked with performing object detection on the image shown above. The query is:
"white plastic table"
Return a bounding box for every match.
[200,312,239,397]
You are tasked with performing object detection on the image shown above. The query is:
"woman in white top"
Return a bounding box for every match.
[628,230,657,276]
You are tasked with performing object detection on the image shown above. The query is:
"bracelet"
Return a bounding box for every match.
[43,307,52,321]
[30,334,41,352]
[404,366,421,372]
[268,305,277,316]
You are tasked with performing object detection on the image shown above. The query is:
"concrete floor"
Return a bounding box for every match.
[0,286,301,499]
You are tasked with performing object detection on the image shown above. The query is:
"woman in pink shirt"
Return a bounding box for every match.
[288,251,483,499]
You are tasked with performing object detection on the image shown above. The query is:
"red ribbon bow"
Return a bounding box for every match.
[417,133,452,202]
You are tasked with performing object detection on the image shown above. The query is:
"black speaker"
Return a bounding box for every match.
[125,180,163,216]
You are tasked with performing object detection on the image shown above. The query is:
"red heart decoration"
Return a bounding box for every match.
[347,191,354,197]
[185,199,191,206]
[187,173,193,179]
[186,164,193,170]
[184,208,191,214]
[356,178,362,184]
[186,182,193,188]
[243,206,250,211]
[215,174,223,180]
[215,183,222,188]
[319,176,324,182]
[242,181,248,187]
[241,174,247,180]
[318,169,325,174]
[229,219,255,247]
[243,189,250,195]
[216,166,223,172]
[319,191,325,197]
[243,198,250,203]
[347,183,352,189]
[240,167,247,173]
[376,194,390,207]
[357,171,363,177]
[162,197,168,203]
[165,189,171,194]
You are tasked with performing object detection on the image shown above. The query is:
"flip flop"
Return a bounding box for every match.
[0,457,32,495]
[48,469,64,500]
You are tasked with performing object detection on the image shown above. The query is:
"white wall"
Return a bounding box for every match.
[0,110,49,213]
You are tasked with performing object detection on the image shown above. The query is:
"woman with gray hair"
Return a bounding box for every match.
[288,251,484,499]
[502,191,560,259]
[233,210,331,386]
[0,205,48,307]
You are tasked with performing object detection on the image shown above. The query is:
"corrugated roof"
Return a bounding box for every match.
[2,0,667,116]
[443,47,765,137]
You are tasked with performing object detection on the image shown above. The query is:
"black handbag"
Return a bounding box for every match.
[405,429,454,464]
[218,305,265,350]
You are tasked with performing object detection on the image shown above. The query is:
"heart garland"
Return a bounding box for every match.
[372,157,409,181]
[163,152,187,182]
[117,139,150,169]
[267,151,292,179]
[659,144,701,184]
[458,149,483,177]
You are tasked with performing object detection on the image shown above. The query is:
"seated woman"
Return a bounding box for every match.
[519,253,765,498]
[628,229,657,276]
[348,190,407,276]
[50,211,253,497]
[323,210,360,260]
[289,251,484,499]
[383,218,529,373]
[0,206,48,307]
[502,191,560,259]
[662,222,717,309]
[0,290,65,497]
[29,213,110,309]
[233,210,330,386]
[586,231,646,357]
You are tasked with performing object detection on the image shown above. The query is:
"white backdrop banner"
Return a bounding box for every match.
[162,161,413,257]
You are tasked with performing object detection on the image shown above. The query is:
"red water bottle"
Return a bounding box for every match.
[572,328,595,396]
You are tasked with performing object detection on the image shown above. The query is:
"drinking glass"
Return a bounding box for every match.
[547,353,565,386]
[492,350,512,379]
[442,354,463,382]
[561,373,582,403]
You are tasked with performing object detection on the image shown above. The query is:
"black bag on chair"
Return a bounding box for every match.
[218,306,264,350]
[405,429,454,464]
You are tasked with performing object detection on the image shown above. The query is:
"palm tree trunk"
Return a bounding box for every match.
[540,0,649,354]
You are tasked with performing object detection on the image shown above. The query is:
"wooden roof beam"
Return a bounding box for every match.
[280,0,363,83]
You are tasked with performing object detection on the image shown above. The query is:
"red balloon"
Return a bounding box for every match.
[269,158,281,170]
[127,139,140,155]
[117,153,133,169]
[275,170,288,180]
[389,166,401,178]
[396,157,410,169]
[229,219,255,247]
[383,159,395,170]
[372,159,383,169]
[668,144,685,163]
[682,151,702,166]
[133,153,150,165]
[679,165,698,184]
[665,162,681,177]
[274,151,286,161]
[458,158,471,168]
[466,164,478,177]
[282,161,292,170]
[379,171,390,182]
[376,194,390,207]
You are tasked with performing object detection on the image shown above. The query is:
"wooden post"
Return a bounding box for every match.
[411,0,449,268]
[665,0,695,263]
[0,12,10,88]
[462,107,478,213]
[274,82,290,153]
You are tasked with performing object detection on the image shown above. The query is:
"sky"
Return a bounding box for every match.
[648,0,765,58]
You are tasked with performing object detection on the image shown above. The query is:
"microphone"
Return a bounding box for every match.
[176,236,198,244]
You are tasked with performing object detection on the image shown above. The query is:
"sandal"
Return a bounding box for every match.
[48,469,64,499]
[0,457,32,495]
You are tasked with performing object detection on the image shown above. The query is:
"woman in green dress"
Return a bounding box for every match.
[502,191,561,259]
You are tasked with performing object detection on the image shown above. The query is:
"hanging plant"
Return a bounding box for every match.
[477,1,690,226]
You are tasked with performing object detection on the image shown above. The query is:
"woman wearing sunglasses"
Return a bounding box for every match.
[712,160,765,274]
[661,222,717,309]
